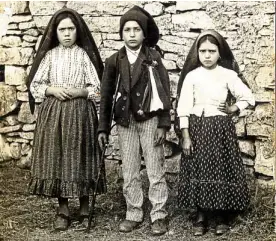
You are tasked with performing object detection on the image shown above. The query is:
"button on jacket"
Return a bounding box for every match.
[98,45,171,133]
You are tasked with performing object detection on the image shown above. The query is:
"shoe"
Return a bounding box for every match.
[54,213,69,231]
[215,224,229,235]
[151,219,168,236]
[76,215,89,231]
[193,222,206,236]
[119,220,141,233]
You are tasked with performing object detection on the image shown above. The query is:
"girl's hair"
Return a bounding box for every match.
[197,35,220,53]
[51,12,81,47]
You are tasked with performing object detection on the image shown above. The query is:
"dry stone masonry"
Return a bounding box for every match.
[0,1,274,186]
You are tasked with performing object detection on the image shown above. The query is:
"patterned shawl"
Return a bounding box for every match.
[27,7,104,113]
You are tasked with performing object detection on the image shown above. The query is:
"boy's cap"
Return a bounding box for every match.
[119,5,159,47]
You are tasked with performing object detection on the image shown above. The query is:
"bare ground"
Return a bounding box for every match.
[0,161,275,241]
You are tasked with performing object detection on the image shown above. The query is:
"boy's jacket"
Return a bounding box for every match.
[98,45,171,133]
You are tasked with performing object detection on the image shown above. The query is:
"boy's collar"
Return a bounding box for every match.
[124,44,142,55]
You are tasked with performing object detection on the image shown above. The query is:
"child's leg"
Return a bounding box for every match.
[215,210,230,235]
[79,196,89,216]
[55,197,70,230]
[139,117,168,223]
[58,197,69,216]
[117,120,143,223]
[193,208,208,236]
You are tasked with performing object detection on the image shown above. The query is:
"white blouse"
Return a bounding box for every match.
[177,66,255,128]
[30,44,100,101]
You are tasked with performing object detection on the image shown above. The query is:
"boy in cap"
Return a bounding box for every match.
[98,5,171,235]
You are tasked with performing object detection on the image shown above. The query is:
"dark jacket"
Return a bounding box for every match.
[98,45,171,134]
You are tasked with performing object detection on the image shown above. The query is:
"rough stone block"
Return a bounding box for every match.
[242,155,254,166]
[19,132,34,140]
[144,2,164,16]
[254,140,275,177]
[67,1,140,15]
[235,118,245,137]
[22,35,38,43]
[103,40,123,50]
[0,47,34,65]
[17,91,28,102]
[176,2,203,11]
[18,21,36,30]
[172,11,214,30]
[29,1,66,15]
[255,66,274,88]
[10,142,21,159]
[18,102,37,124]
[83,16,120,33]
[5,66,27,86]
[22,124,36,132]
[32,16,52,31]
[164,153,181,174]
[11,15,32,23]
[238,140,255,157]
[0,1,29,14]
[246,122,274,138]
[0,36,22,47]
[17,149,32,169]
[4,115,19,126]
[0,84,18,116]
[254,91,274,103]
[162,59,177,70]
[0,124,22,134]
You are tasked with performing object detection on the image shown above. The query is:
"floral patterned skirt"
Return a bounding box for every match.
[178,115,249,211]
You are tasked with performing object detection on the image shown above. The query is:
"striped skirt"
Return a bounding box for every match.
[178,115,249,211]
[28,97,107,198]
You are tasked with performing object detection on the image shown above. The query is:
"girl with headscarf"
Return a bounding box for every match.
[27,8,106,231]
[176,30,255,236]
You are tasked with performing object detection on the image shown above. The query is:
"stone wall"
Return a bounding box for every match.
[0,1,275,186]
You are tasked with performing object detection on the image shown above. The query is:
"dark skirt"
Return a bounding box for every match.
[178,115,249,211]
[29,97,107,198]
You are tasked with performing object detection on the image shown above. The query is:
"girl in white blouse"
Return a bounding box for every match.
[27,8,106,231]
[176,30,255,236]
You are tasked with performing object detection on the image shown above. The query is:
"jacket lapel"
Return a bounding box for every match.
[118,47,130,92]
[130,46,147,89]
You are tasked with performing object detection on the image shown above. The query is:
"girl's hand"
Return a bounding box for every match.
[46,87,71,101]
[66,88,88,99]
[154,128,166,146]
[218,102,239,114]
[182,136,193,156]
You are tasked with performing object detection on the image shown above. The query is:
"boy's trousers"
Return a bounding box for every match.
[117,115,168,222]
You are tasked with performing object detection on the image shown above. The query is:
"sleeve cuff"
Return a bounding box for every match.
[179,117,189,129]
[235,101,249,112]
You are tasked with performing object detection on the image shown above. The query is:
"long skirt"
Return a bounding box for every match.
[178,115,249,211]
[28,97,107,198]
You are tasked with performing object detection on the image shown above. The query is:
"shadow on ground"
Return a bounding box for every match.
[0,161,275,241]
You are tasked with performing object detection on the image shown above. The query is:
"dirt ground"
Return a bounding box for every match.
[0,161,275,241]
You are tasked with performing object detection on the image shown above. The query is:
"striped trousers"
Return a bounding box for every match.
[117,115,168,222]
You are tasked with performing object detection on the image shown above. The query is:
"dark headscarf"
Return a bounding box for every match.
[174,29,248,136]
[119,5,160,48]
[27,8,104,113]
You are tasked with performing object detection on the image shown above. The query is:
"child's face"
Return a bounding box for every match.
[122,21,144,51]
[57,17,77,47]
[198,40,220,70]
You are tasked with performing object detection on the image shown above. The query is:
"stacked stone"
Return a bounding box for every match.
[0,1,274,185]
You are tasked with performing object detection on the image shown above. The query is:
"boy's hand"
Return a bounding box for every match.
[154,128,166,146]
[46,87,71,101]
[98,132,108,151]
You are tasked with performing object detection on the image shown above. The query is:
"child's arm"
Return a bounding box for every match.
[30,53,51,101]
[176,73,194,129]
[227,71,255,113]
[154,51,171,130]
[98,55,117,134]
[83,52,101,100]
